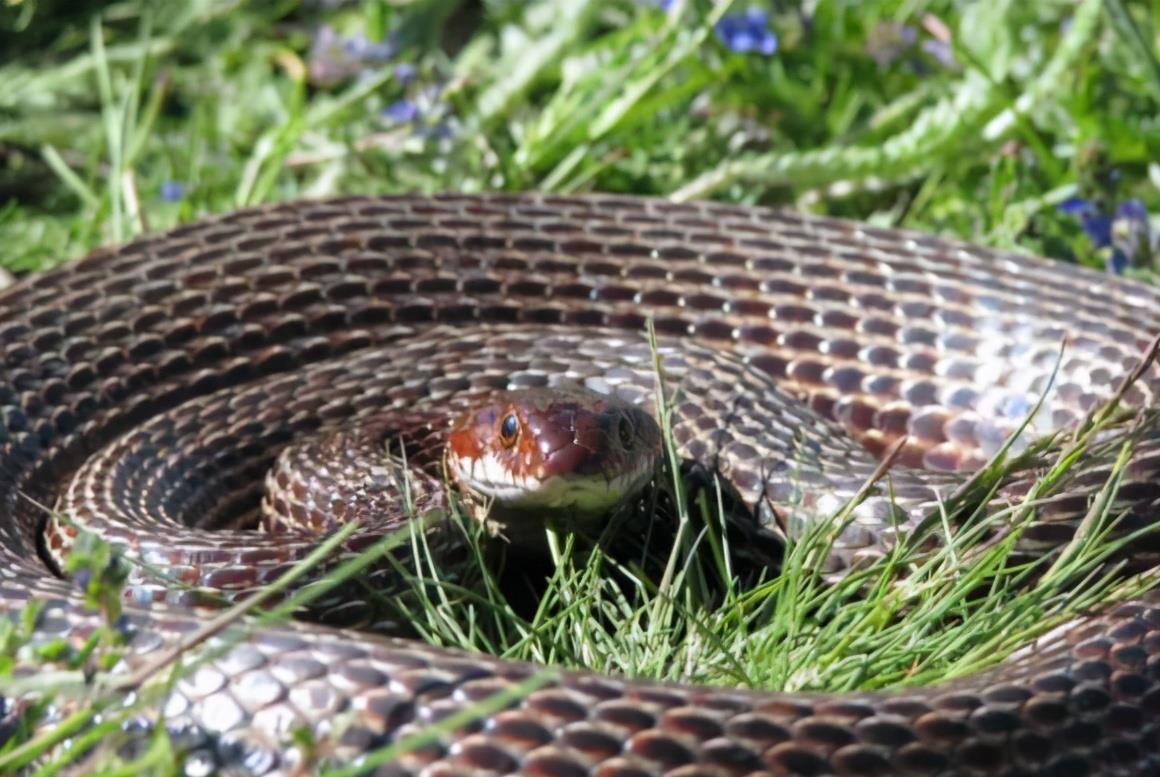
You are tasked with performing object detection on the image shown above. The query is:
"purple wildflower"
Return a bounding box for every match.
[423,121,456,142]
[715,8,778,56]
[1058,196,1153,274]
[393,63,418,85]
[342,33,392,62]
[866,21,918,67]
[382,99,420,124]
[1058,196,1112,248]
[308,25,397,87]
[160,180,186,203]
[1117,198,1147,220]
[1110,199,1152,273]
[915,13,957,69]
[1056,196,1093,218]
[920,38,957,68]
[1107,248,1130,275]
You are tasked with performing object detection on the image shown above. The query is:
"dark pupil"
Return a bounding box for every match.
[500,414,519,442]
[618,417,633,448]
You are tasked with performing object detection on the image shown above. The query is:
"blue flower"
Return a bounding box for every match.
[160,180,186,203]
[1058,196,1112,248]
[1106,247,1130,275]
[341,32,393,62]
[308,25,397,87]
[382,99,420,123]
[1117,198,1147,220]
[1056,196,1093,218]
[393,62,417,85]
[423,121,456,142]
[1058,195,1153,274]
[715,8,778,55]
[920,38,956,68]
[866,21,918,67]
[1110,199,1152,273]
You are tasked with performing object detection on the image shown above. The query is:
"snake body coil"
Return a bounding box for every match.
[2,193,1160,776]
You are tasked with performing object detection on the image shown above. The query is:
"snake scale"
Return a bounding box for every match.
[2,193,1160,776]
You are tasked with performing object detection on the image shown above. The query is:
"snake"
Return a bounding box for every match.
[2,192,1160,776]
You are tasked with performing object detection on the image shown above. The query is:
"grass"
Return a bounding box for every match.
[2,0,1160,773]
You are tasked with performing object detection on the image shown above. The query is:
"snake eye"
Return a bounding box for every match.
[617,416,633,449]
[499,413,520,447]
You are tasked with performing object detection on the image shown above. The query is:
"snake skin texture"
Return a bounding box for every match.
[2,193,1160,776]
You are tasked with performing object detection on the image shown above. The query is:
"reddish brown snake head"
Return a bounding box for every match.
[446,387,663,529]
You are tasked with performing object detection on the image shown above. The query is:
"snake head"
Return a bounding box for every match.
[445,387,662,542]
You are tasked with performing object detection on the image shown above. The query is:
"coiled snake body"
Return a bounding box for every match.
[2,194,1160,775]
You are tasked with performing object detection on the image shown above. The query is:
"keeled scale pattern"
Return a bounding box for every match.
[1,193,1160,774]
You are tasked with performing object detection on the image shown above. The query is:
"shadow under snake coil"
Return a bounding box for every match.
[1,194,1159,776]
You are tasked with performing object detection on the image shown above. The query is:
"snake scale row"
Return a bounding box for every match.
[2,193,1160,776]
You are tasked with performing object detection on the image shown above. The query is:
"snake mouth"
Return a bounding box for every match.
[447,449,658,514]
[445,386,664,536]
